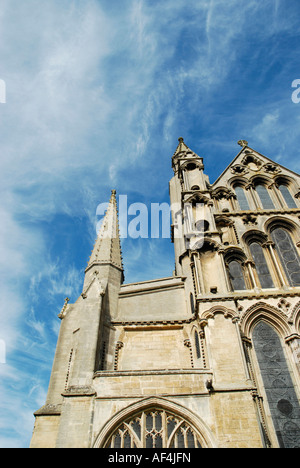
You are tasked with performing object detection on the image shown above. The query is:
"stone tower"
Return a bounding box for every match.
[30,139,300,448]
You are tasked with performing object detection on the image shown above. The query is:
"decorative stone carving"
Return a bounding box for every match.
[241,153,263,171]
[114,341,124,371]
[81,271,105,299]
[263,162,281,174]
[242,214,258,225]
[230,164,248,176]
[58,297,70,320]
[238,140,248,147]
[278,298,292,314]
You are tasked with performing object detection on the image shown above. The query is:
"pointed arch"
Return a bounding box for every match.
[274,174,299,209]
[274,174,297,187]
[291,302,300,333]
[241,229,268,246]
[185,192,211,205]
[93,396,217,448]
[190,324,202,361]
[228,175,249,187]
[223,246,247,262]
[269,225,300,287]
[240,302,291,338]
[200,237,222,252]
[234,186,250,210]
[249,174,273,186]
[223,247,249,291]
[265,216,300,237]
[201,305,237,321]
[211,186,235,200]
[251,321,300,448]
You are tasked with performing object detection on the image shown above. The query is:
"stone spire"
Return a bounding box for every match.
[172,137,201,160]
[86,190,123,274]
[171,137,202,171]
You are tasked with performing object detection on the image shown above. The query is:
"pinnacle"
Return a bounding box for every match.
[172,137,200,160]
[86,190,123,272]
[237,140,248,148]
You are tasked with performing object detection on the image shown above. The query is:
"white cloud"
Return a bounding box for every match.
[252,110,280,142]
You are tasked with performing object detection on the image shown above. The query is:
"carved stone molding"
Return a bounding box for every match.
[241,153,263,170]
[211,187,236,200]
[230,164,249,176]
[184,339,194,368]
[263,163,281,175]
[114,341,124,371]
[58,297,70,320]
[200,305,237,321]
[239,301,291,337]
[242,214,258,225]
[92,396,218,449]
[82,270,105,299]
[277,298,292,314]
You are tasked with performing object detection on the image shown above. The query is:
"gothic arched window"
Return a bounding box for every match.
[278,185,297,209]
[228,260,247,291]
[255,184,275,209]
[195,331,201,360]
[190,293,195,315]
[252,322,300,448]
[249,242,274,289]
[104,409,203,448]
[234,186,250,210]
[271,228,300,286]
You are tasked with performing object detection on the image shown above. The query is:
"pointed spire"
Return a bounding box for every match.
[172,137,200,160]
[86,190,123,273]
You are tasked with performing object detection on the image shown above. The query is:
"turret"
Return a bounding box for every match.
[32,190,124,445]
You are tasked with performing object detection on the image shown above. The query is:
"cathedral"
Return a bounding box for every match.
[30,139,300,448]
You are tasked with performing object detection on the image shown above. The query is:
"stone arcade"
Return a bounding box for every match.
[30,139,300,448]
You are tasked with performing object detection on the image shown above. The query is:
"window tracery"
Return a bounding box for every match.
[195,331,201,360]
[252,321,300,448]
[249,242,274,289]
[190,293,195,315]
[255,184,275,209]
[228,260,247,291]
[224,248,249,291]
[234,186,250,210]
[271,228,300,287]
[104,409,203,449]
[278,184,297,209]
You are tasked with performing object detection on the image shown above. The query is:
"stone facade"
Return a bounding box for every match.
[30,139,300,448]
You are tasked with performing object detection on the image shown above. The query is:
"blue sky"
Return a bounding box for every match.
[1,0,300,447]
